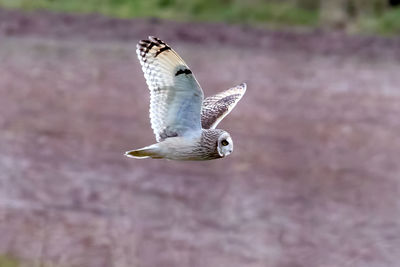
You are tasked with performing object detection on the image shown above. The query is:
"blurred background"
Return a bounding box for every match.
[2,0,400,34]
[1,1,400,267]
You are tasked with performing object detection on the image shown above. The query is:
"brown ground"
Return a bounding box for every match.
[1,9,400,267]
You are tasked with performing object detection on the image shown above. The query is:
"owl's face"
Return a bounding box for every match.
[217,132,233,157]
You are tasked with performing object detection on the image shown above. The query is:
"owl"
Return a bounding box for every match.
[125,36,246,160]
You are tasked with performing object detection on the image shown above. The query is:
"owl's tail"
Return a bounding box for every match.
[124,144,162,159]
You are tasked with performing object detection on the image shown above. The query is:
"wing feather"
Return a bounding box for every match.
[201,83,246,129]
[137,36,204,142]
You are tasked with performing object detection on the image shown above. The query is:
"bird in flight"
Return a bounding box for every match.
[125,36,246,160]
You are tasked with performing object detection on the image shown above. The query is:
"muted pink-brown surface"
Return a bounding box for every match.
[1,9,400,267]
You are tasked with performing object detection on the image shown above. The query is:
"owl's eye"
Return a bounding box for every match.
[221,140,229,146]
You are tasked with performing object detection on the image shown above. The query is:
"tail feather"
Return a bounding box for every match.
[124,145,162,159]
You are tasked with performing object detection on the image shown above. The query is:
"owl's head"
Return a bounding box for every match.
[217,132,233,157]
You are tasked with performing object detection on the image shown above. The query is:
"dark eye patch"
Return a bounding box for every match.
[221,140,229,146]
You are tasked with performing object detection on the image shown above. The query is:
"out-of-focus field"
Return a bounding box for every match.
[1,9,400,267]
[2,0,400,35]
[0,0,319,27]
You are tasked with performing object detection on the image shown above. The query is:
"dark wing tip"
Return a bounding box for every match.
[137,36,171,59]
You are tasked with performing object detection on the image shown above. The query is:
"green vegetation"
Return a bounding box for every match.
[0,0,400,34]
[0,255,20,267]
[0,0,318,26]
[358,7,400,34]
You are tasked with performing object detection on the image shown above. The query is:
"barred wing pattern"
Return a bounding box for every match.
[137,36,204,142]
[201,83,247,129]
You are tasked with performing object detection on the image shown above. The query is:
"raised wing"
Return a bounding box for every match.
[137,36,204,142]
[201,83,246,129]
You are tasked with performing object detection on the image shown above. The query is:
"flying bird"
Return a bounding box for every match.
[125,36,246,160]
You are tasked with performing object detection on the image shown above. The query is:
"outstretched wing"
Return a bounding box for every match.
[201,83,246,129]
[137,36,204,142]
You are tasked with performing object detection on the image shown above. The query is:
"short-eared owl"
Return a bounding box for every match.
[125,36,246,160]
